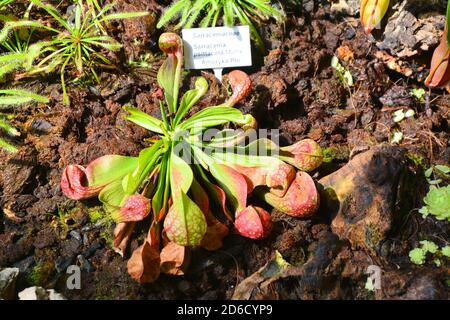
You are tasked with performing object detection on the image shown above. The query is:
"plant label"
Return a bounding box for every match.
[182,26,252,81]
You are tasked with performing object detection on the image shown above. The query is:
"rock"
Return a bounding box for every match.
[1,148,37,197]
[0,268,19,300]
[240,232,349,299]
[379,85,414,107]
[401,275,444,300]
[28,119,52,135]
[55,256,75,274]
[13,256,35,273]
[288,232,347,298]
[81,241,103,258]
[302,0,315,14]
[77,255,95,273]
[330,0,360,16]
[18,286,66,300]
[319,146,408,251]
[69,230,82,243]
[377,5,444,58]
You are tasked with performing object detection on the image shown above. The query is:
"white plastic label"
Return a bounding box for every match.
[182,26,252,70]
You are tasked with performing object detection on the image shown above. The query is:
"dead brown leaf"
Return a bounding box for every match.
[160,241,191,275]
[127,240,161,284]
[112,222,135,257]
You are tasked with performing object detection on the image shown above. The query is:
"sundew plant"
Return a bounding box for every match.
[157,0,285,51]
[0,0,149,104]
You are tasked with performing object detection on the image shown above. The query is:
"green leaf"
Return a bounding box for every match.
[208,161,248,213]
[85,155,138,187]
[0,89,49,105]
[0,20,48,42]
[99,179,127,210]
[152,153,169,220]
[123,141,164,194]
[410,88,426,101]
[157,33,183,113]
[30,0,70,30]
[179,106,249,130]
[360,0,390,33]
[173,77,208,126]
[428,179,442,185]
[418,206,429,217]
[163,190,207,246]
[441,246,450,258]
[435,165,450,175]
[101,11,150,22]
[421,185,450,221]
[194,164,233,221]
[420,240,439,254]
[447,0,450,47]
[170,151,193,195]
[0,117,19,136]
[409,247,426,265]
[124,106,164,134]
[157,0,190,29]
[0,136,17,152]
[424,167,433,178]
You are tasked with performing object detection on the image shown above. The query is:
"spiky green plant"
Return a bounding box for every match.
[0,2,37,81]
[0,0,149,104]
[157,0,285,51]
[0,0,14,10]
[0,89,49,152]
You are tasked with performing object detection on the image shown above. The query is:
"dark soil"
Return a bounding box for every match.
[0,1,449,299]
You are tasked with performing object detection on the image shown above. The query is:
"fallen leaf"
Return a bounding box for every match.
[160,241,191,275]
[232,251,290,300]
[127,240,161,284]
[112,222,136,257]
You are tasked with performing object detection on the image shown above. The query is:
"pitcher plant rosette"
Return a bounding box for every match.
[60,32,324,283]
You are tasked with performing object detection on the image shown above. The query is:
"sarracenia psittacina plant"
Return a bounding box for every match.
[60,32,323,284]
[360,0,390,33]
[425,1,450,88]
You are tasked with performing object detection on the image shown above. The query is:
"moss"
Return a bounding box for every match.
[99,225,114,246]
[406,152,427,170]
[88,206,106,224]
[289,247,306,266]
[321,145,350,174]
[28,261,55,286]
[364,224,385,250]
[322,146,350,163]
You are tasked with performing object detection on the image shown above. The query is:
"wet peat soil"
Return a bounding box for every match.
[0,1,449,299]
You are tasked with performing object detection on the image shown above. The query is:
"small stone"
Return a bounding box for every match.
[82,233,89,245]
[13,256,35,273]
[69,230,82,242]
[77,255,95,273]
[55,256,75,273]
[29,119,52,135]
[0,268,20,300]
[18,286,66,300]
[81,241,103,258]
